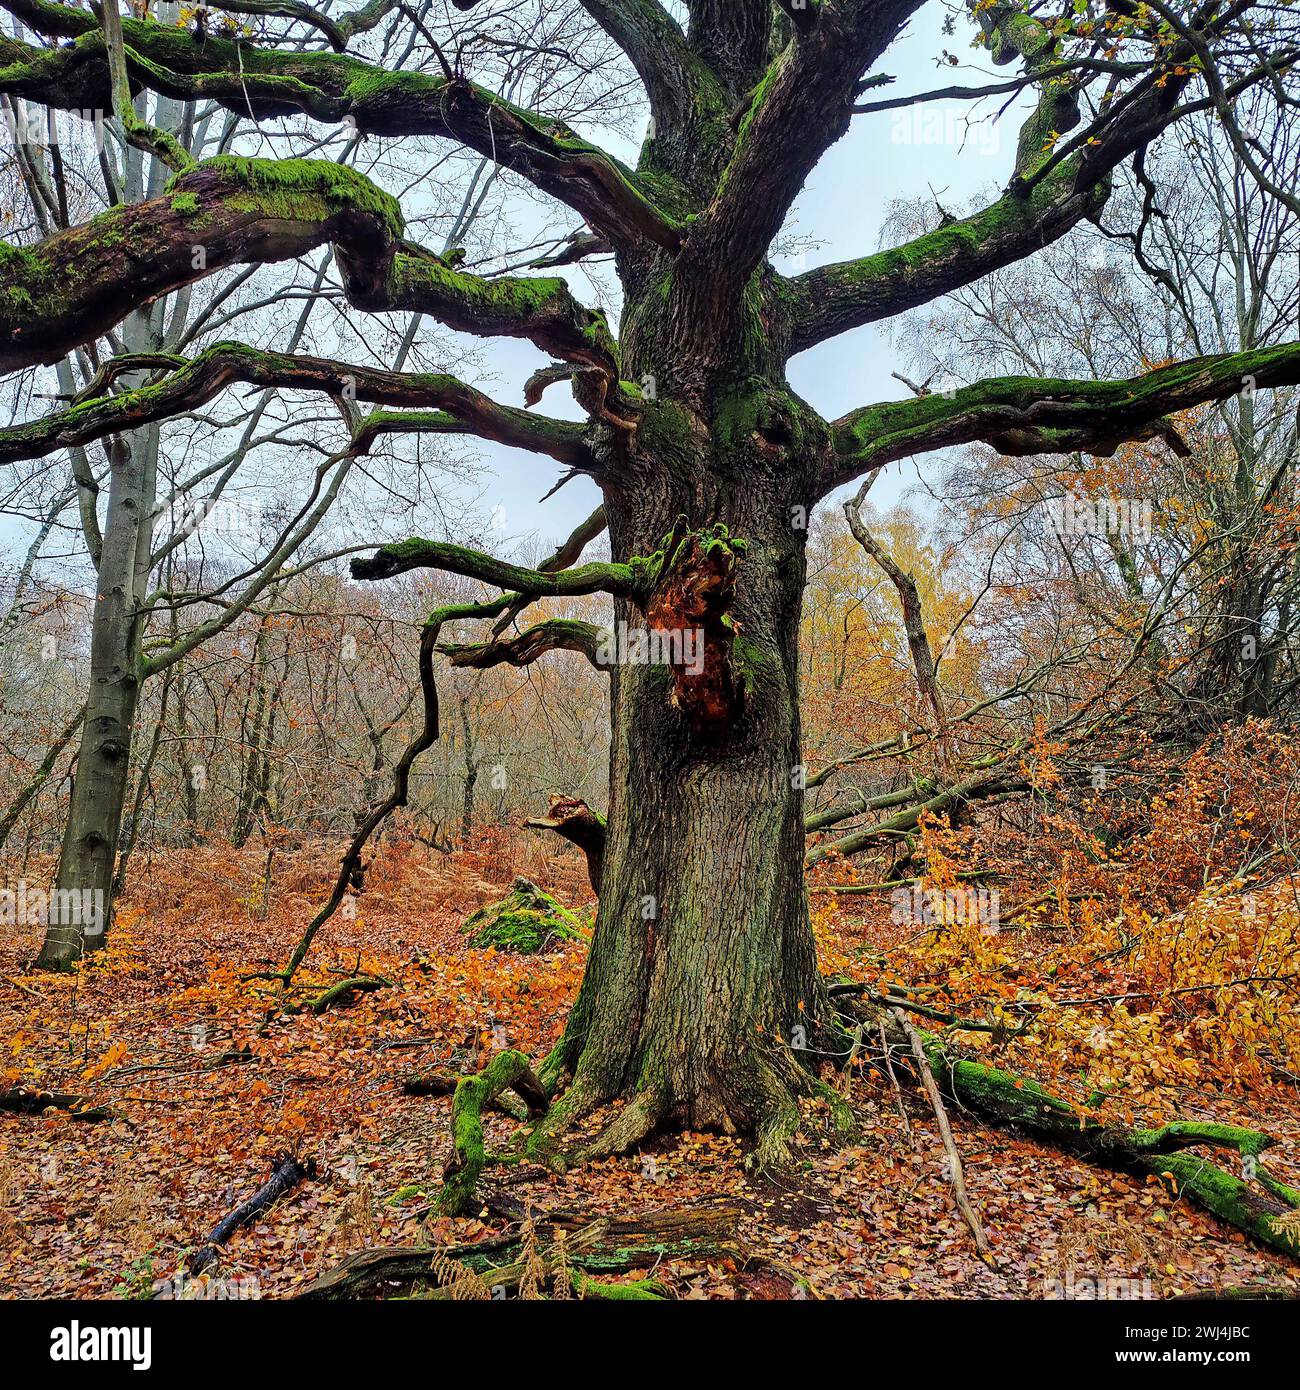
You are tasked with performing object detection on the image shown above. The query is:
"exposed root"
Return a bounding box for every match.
[752,1093,803,1173]
[438,1050,547,1216]
[581,1088,666,1162]
[810,1077,858,1142]
[523,1073,603,1169]
[535,1035,576,1097]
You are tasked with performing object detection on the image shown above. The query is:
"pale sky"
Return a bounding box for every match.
[461,5,1028,553]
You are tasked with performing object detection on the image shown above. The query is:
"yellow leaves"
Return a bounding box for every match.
[81,1040,126,1083]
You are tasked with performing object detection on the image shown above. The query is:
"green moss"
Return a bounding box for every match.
[169,191,200,216]
[0,241,51,318]
[463,878,588,953]
[178,156,405,240]
[343,65,441,105]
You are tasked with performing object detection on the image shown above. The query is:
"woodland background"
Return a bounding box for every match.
[1,0,1299,1300]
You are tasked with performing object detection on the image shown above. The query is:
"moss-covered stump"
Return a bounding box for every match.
[462,877,588,952]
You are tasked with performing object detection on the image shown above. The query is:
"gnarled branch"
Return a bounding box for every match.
[0,0,683,251]
[0,343,595,470]
[822,343,1300,495]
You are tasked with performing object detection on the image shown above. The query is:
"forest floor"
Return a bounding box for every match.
[1,834,1298,1300]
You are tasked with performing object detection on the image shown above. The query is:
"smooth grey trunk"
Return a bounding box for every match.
[37,86,186,966]
[36,431,151,967]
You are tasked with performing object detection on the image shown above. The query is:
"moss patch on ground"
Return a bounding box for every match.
[462,877,588,953]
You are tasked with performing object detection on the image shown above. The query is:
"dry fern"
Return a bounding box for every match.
[1269,1207,1300,1245]
[518,1206,547,1300]
[552,1229,574,1301]
[429,1247,493,1301]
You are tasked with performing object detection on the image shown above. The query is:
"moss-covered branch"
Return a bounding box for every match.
[439,1049,548,1216]
[822,342,1300,495]
[675,1,912,334]
[0,342,596,470]
[439,618,608,669]
[350,537,647,597]
[0,155,622,400]
[784,0,1197,355]
[0,0,683,250]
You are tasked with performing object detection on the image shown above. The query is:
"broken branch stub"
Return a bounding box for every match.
[524,795,606,894]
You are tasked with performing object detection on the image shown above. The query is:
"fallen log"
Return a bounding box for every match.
[439,1050,548,1216]
[0,1087,113,1121]
[305,975,389,1014]
[296,1198,742,1299]
[858,1005,1300,1261]
[189,1152,317,1275]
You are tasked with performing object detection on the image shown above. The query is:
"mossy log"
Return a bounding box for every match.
[306,974,389,1014]
[889,1021,1300,1260]
[295,1198,742,1299]
[571,1270,666,1299]
[439,1050,549,1216]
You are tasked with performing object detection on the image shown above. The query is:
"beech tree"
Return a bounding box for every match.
[4,0,1300,1180]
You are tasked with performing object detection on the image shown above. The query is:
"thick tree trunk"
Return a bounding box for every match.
[534,405,846,1162]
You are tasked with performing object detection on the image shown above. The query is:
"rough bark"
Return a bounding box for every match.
[524,375,854,1168]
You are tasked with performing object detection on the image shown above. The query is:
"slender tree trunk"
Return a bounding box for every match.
[459,695,478,844]
[36,436,146,968]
